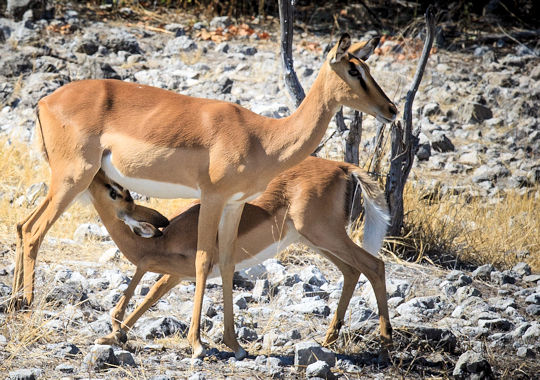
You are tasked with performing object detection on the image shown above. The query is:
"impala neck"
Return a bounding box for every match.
[90,199,156,264]
[267,64,340,166]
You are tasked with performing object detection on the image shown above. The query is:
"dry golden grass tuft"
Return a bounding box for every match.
[374,183,540,272]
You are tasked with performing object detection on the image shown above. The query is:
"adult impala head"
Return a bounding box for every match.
[325,34,397,123]
[88,171,169,238]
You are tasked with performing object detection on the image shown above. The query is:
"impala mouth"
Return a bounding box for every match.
[376,114,396,124]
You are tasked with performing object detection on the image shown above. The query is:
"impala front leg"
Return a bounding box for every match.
[219,203,246,360]
[188,196,224,359]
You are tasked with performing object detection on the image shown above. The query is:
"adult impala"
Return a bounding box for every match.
[84,157,390,350]
[11,34,397,359]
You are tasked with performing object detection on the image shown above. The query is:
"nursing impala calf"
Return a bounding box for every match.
[13,33,396,358]
[86,156,392,350]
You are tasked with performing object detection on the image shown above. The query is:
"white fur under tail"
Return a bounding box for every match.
[352,173,390,256]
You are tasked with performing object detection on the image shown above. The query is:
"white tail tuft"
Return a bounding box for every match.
[351,172,390,256]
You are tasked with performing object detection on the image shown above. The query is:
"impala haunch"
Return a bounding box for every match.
[11,33,397,359]
[84,157,391,349]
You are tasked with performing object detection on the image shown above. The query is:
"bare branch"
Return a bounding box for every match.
[385,5,436,237]
[278,0,305,107]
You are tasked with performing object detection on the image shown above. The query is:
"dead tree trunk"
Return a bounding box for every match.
[385,6,436,236]
[278,0,305,107]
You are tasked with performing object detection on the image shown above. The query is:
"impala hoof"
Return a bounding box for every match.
[235,347,247,360]
[95,329,127,345]
[191,345,206,359]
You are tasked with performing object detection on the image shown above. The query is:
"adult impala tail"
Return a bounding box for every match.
[11,33,396,359]
[84,157,392,350]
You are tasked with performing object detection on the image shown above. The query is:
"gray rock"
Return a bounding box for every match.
[234,294,248,310]
[54,363,75,373]
[240,46,258,56]
[431,133,454,152]
[295,342,336,367]
[395,296,442,318]
[7,368,42,380]
[458,151,480,166]
[74,223,110,242]
[478,318,513,331]
[453,350,494,380]
[516,346,535,358]
[285,298,330,317]
[305,360,332,378]
[526,304,540,316]
[164,23,185,37]
[524,293,540,304]
[299,265,327,287]
[252,279,269,299]
[7,0,51,20]
[0,282,12,312]
[210,16,232,29]
[48,342,81,358]
[422,102,441,117]
[103,28,141,54]
[472,165,510,183]
[237,327,258,342]
[217,76,234,94]
[454,286,481,303]
[138,317,188,339]
[164,36,197,55]
[512,262,531,277]
[45,283,87,305]
[490,270,516,285]
[215,42,230,53]
[472,264,495,280]
[463,102,493,123]
[83,345,119,371]
[416,143,431,161]
[115,350,137,367]
[523,323,539,343]
[523,274,540,283]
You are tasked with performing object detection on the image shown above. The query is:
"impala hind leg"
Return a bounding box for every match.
[218,203,246,360]
[13,166,100,308]
[302,230,392,347]
[315,250,360,347]
[188,195,224,359]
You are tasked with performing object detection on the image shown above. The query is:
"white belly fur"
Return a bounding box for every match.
[207,227,300,279]
[101,153,201,199]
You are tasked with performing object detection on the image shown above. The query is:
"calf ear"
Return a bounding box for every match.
[133,205,169,228]
[328,33,351,64]
[132,222,163,238]
[348,37,380,61]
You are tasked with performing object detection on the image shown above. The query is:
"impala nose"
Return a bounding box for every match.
[389,104,397,118]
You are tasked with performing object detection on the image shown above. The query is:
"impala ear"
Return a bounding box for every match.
[348,37,380,61]
[118,212,165,238]
[329,33,351,64]
[132,222,163,238]
[131,205,169,228]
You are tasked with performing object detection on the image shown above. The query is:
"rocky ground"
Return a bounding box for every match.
[0,2,539,379]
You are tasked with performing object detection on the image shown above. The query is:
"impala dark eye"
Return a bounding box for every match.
[348,68,360,76]
[109,188,117,200]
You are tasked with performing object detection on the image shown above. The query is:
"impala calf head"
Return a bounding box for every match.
[89,171,170,238]
[327,33,397,123]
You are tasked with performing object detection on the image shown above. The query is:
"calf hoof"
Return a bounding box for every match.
[95,329,128,345]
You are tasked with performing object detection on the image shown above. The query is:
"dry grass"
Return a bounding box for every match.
[378,183,540,272]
